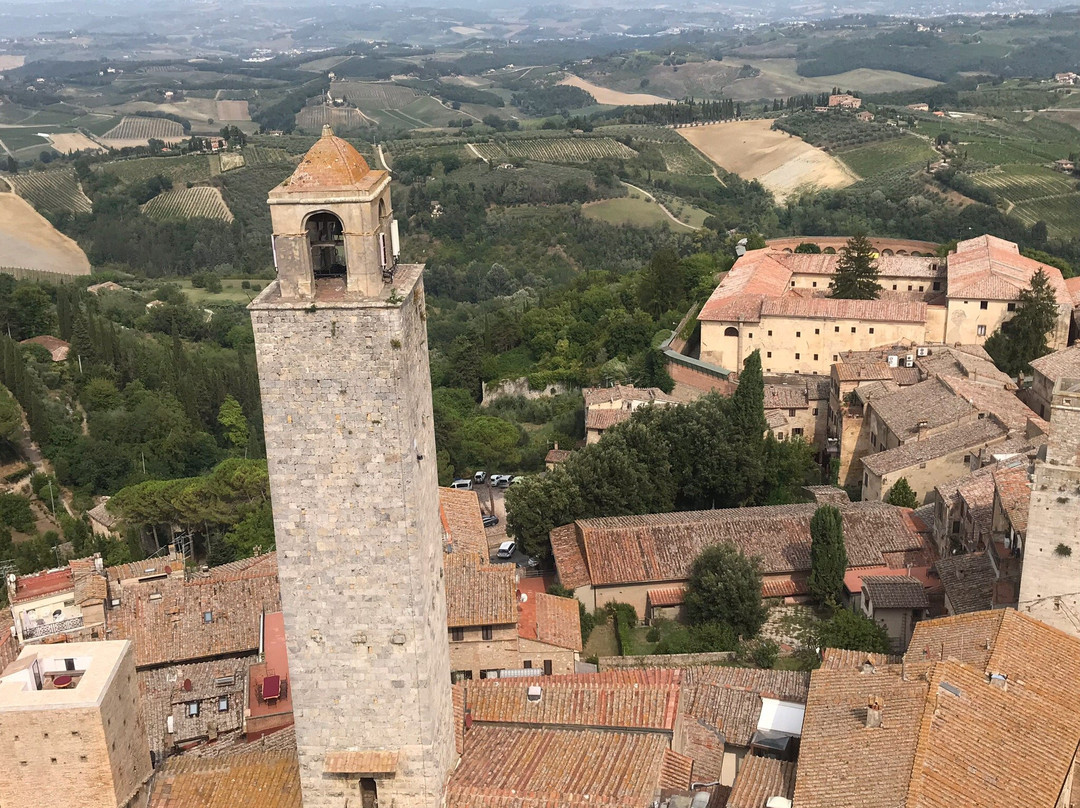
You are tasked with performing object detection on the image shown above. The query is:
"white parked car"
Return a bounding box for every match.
[450,478,473,490]
[496,540,516,559]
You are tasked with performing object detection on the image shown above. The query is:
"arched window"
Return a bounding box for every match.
[724,326,739,337]
[306,211,346,280]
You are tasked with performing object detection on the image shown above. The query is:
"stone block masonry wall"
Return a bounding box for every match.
[250,268,455,808]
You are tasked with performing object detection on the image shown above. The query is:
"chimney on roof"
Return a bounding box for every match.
[866,695,884,728]
[989,672,1007,691]
[861,659,875,675]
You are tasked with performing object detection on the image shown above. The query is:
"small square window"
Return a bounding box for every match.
[833,354,838,361]
[793,428,804,436]
[43,733,48,739]
[892,284,898,290]
[768,330,773,337]
[834,326,840,333]
[813,408,818,415]
[1007,302,1016,312]
[963,455,971,463]
[977,325,987,336]
[812,281,818,287]
[203,611,213,624]
[907,285,913,291]
[869,328,874,335]
[451,627,464,642]
[796,331,801,338]
[851,327,857,334]
[795,353,801,360]
[187,702,199,718]
[980,301,988,310]
[767,351,772,358]
[918,285,924,292]
[218,696,229,712]
[748,332,753,338]
[789,408,796,417]
[777,432,785,441]
[482,626,493,641]
[813,354,819,361]
[933,281,941,291]
[791,281,796,287]
[815,328,820,335]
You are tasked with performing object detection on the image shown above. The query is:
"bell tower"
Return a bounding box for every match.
[250,127,455,807]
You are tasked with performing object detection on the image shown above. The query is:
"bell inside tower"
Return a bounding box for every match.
[306,211,347,280]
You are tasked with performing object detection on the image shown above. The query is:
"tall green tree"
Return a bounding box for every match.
[684,543,768,639]
[637,247,684,317]
[984,269,1061,376]
[885,477,919,509]
[830,235,882,300]
[217,395,250,455]
[808,505,847,606]
[728,350,767,504]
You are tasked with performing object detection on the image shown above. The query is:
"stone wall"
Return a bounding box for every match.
[250,268,455,808]
[597,651,736,670]
[481,377,575,406]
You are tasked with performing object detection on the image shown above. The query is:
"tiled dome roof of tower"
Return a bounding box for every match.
[280,125,374,192]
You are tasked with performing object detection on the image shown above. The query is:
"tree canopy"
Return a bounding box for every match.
[984,269,1061,376]
[808,505,847,606]
[815,607,891,654]
[830,235,882,300]
[885,477,919,509]
[684,543,768,639]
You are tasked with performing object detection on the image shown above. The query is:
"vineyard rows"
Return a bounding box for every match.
[970,167,1078,203]
[470,137,638,164]
[11,168,93,215]
[655,142,714,174]
[142,186,233,222]
[241,145,291,166]
[295,106,368,130]
[1011,193,1080,238]
[102,116,185,141]
[332,81,421,109]
[98,154,215,185]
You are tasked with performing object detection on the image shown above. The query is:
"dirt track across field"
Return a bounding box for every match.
[677,119,858,202]
[558,74,672,106]
[0,194,91,274]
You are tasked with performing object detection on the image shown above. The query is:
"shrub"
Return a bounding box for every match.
[744,638,779,669]
[646,626,661,643]
[653,621,738,655]
[606,601,639,655]
[1056,543,1073,557]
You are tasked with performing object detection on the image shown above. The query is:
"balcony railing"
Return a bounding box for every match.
[24,615,84,639]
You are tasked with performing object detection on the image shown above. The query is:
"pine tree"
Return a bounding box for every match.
[830,234,882,300]
[885,477,919,509]
[985,269,1061,376]
[808,505,847,606]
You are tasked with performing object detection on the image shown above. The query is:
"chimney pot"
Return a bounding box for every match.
[866,695,884,728]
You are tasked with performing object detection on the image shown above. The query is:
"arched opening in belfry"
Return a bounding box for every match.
[306,211,347,280]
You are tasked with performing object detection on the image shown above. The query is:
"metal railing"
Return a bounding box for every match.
[24,616,84,639]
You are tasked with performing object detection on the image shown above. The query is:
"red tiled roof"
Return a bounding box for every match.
[1066,276,1080,306]
[647,586,686,607]
[585,408,632,431]
[464,669,683,731]
[992,464,1031,534]
[818,649,901,670]
[555,501,927,588]
[698,250,793,322]
[862,574,929,609]
[727,756,796,808]
[833,362,893,383]
[439,487,489,559]
[760,296,927,323]
[935,553,996,614]
[583,385,677,407]
[447,725,671,808]
[1030,344,1080,383]
[149,751,300,808]
[10,567,73,604]
[109,554,280,668]
[544,448,572,464]
[445,558,517,628]
[659,749,694,791]
[524,592,582,652]
[948,234,1071,307]
[270,126,380,194]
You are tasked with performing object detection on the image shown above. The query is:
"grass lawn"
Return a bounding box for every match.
[174,277,268,304]
[583,195,697,231]
[0,128,50,152]
[583,619,619,658]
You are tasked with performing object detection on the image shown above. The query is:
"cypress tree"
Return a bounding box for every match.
[809,505,847,606]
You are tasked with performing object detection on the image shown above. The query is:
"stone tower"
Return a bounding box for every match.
[250,126,455,807]
[1019,377,1080,638]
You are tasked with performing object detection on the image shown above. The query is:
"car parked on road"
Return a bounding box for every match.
[473,470,487,485]
[489,474,512,487]
[482,514,500,528]
[450,478,473,490]
[496,540,516,559]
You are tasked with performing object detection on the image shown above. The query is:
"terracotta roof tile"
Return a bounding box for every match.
[763,383,809,409]
[698,250,792,322]
[727,756,796,808]
[819,649,901,670]
[107,550,186,583]
[525,592,582,651]
[544,448,571,464]
[109,554,280,668]
[684,666,810,703]
[904,610,1005,672]
[939,375,1045,434]
[647,586,687,607]
[585,408,632,431]
[445,557,517,627]
[659,749,694,791]
[761,296,927,323]
[557,501,926,588]
[446,725,670,808]
[915,344,1016,389]
[948,235,1072,307]
[860,417,1007,476]
[992,464,1031,534]
[583,385,677,407]
[464,669,683,731]
[1066,276,1080,306]
[936,553,996,614]
[439,487,489,560]
[140,659,249,755]
[270,126,382,194]
[87,497,120,529]
[833,362,893,383]
[323,750,398,774]
[149,751,300,808]
[862,574,929,609]
[1030,345,1080,382]
[10,567,73,604]
[867,377,977,440]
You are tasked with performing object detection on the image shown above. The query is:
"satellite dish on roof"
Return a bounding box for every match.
[520,593,528,603]
[7,574,15,584]
[182,679,192,692]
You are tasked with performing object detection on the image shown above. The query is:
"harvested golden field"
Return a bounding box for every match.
[216,100,251,121]
[0,193,91,275]
[558,75,672,106]
[47,132,104,154]
[0,56,25,70]
[677,119,857,202]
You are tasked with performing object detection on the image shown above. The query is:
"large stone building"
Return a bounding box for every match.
[249,126,455,807]
[696,235,1072,376]
[0,641,153,808]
